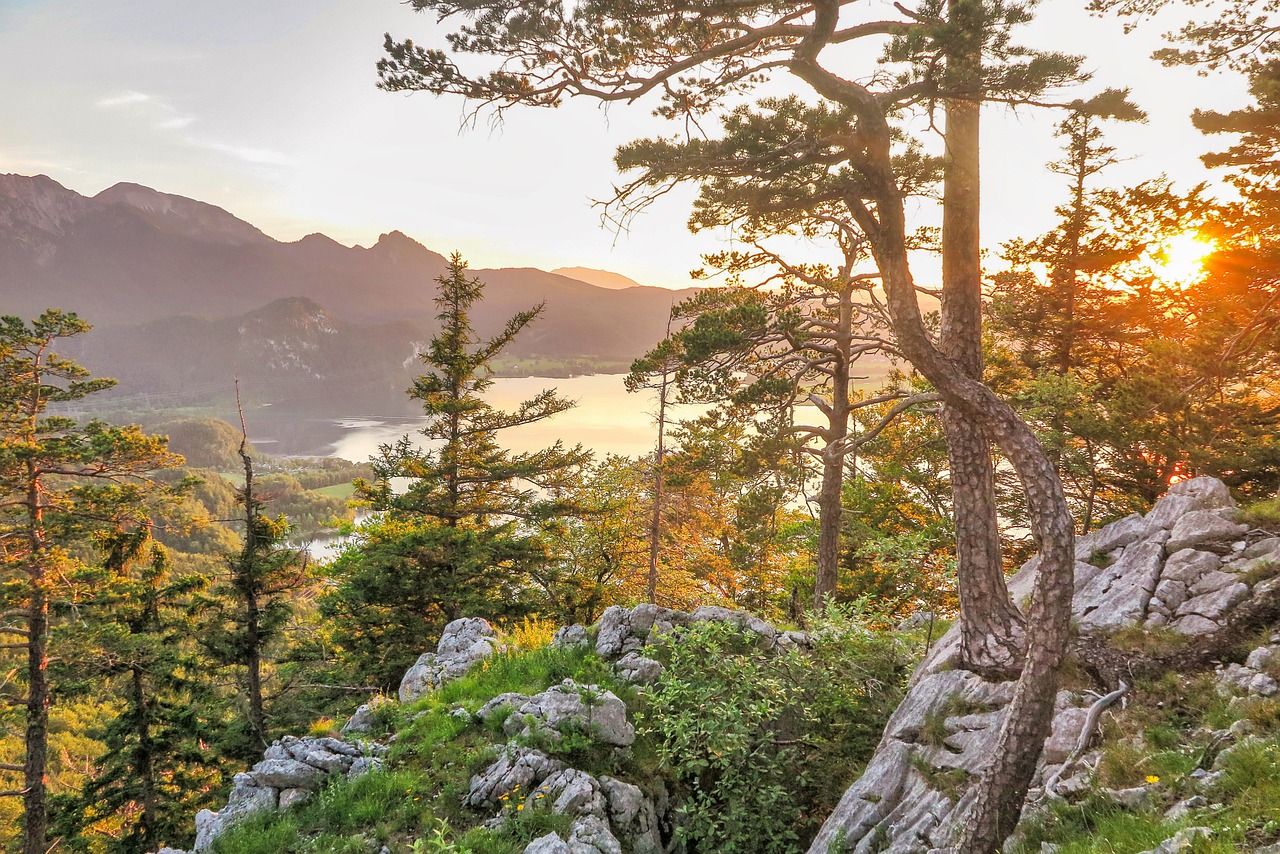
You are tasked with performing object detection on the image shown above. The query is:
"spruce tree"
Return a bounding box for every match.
[331,254,589,687]
[62,544,222,853]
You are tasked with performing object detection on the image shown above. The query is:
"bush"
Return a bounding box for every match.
[639,607,910,853]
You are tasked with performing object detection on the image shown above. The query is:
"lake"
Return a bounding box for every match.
[325,373,705,463]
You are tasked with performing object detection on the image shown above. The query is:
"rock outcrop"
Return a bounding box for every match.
[399,617,505,702]
[807,477,1280,854]
[190,735,385,852]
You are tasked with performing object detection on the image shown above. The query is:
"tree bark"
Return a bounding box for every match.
[647,330,672,605]
[814,287,853,607]
[943,0,1027,677]
[791,8,1076,847]
[22,462,48,854]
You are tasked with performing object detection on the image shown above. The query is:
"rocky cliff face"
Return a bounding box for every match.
[808,477,1280,854]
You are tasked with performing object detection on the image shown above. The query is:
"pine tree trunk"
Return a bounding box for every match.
[794,37,1077,849]
[647,370,669,604]
[239,442,267,753]
[813,288,852,608]
[943,0,1026,676]
[132,665,158,849]
[23,466,49,854]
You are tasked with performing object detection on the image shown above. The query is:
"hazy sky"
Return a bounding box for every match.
[0,0,1249,288]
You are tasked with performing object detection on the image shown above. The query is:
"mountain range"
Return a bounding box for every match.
[0,173,695,429]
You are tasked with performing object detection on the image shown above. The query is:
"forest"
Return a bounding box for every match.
[2,1,1280,853]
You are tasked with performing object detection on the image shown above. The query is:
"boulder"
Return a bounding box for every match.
[1139,826,1212,854]
[599,776,664,854]
[614,652,663,685]
[399,618,504,702]
[552,624,590,649]
[531,768,608,818]
[467,746,564,809]
[1167,511,1248,554]
[249,758,327,791]
[502,680,635,747]
[192,774,276,851]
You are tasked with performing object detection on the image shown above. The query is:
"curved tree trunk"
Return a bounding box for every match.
[793,9,1076,847]
[943,0,1027,677]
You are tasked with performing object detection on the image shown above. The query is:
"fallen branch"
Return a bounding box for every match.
[1039,680,1128,801]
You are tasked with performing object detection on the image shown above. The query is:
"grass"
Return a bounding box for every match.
[1240,498,1280,533]
[211,643,648,854]
[1014,660,1280,854]
[312,482,356,500]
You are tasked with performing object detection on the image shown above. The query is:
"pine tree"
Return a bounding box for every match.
[61,543,222,853]
[200,400,306,760]
[0,310,181,854]
[332,254,589,687]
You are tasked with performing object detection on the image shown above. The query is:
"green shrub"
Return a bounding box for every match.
[639,607,910,853]
[1240,498,1280,532]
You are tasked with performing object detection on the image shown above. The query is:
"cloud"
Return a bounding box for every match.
[157,115,196,130]
[188,138,294,167]
[95,90,153,109]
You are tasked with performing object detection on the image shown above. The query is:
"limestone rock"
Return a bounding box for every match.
[192,774,276,851]
[552,624,590,649]
[248,758,325,791]
[1167,510,1247,554]
[1076,541,1165,632]
[1139,826,1212,854]
[502,680,635,747]
[600,776,663,854]
[477,692,531,724]
[399,617,504,702]
[467,746,563,809]
[531,768,607,818]
[614,652,663,685]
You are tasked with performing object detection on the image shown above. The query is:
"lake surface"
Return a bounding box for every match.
[326,373,706,463]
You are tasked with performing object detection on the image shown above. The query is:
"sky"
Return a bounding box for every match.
[0,0,1251,289]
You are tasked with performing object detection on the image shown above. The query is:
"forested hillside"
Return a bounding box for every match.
[2,1,1280,854]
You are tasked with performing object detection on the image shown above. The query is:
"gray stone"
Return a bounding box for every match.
[690,605,779,644]
[503,680,635,747]
[1140,826,1212,854]
[1174,581,1249,627]
[1164,795,1206,820]
[249,758,326,790]
[600,776,663,854]
[614,652,663,685]
[531,768,607,818]
[1246,645,1275,671]
[192,775,277,851]
[399,617,503,702]
[346,755,383,779]
[1106,785,1153,810]
[1167,510,1248,554]
[1076,541,1165,632]
[1162,549,1222,585]
[524,834,572,854]
[552,624,590,649]
[566,814,623,854]
[278,787,311,810]
[1042,706,1088,765]
[1242,537,1280,560]
[478,693,531,724]
[594,606,639,660]
[341,702,378,734]
[1075,513,1156,558]
[467,746,563,809]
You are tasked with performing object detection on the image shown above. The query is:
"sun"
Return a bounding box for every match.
[1148,231,1216,287]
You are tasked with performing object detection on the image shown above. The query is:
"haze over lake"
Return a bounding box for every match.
[325,373,702,463]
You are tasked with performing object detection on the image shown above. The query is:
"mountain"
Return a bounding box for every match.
[0,173,695,358]
[553,266,652,290]
[0,174,701,439]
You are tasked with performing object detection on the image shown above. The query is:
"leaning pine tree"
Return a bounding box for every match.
[377,3,1095,848]
[330,254,589,687]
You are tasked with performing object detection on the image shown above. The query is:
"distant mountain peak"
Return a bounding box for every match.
[552,266,645,290]
[93,181,268,246]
